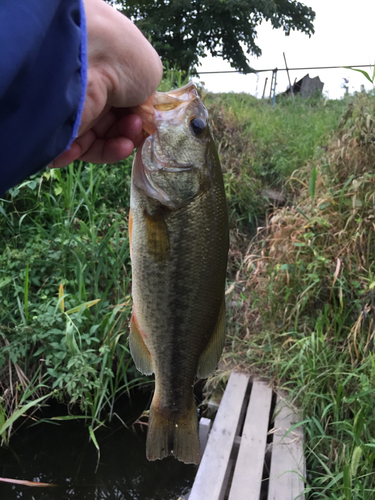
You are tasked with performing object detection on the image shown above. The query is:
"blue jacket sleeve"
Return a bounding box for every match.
[0,0,87,196]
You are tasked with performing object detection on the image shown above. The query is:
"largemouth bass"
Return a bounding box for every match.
[129,82,229,465]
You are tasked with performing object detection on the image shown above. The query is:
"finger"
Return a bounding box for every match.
[50,113,144,168]
[79,136,136,164]
[117,114,144,146]
[50,130,96,168]
[50,142,85,169]
[76,114,143,160]
[91,111,143,142]
[89,108,118,138]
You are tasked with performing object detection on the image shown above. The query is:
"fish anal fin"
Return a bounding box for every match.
[197,298,226,379]
[146,395,200,465]
[129,313,153,375]
[144,208,170,263]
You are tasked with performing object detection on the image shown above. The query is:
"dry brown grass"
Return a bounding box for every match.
[217,91,375,378]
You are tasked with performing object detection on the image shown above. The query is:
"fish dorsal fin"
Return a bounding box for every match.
[197,298,226,379]
[129,313,154,375]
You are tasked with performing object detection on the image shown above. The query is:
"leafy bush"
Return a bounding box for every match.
[0,160,148,443]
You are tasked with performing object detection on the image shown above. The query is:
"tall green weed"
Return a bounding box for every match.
[225,89,375,498]
[205,91,350,229]
[1,69,371,498]
[0,159,147,441]
[0,68,191,441]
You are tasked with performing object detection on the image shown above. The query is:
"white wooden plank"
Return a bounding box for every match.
[189,372,250,500]
[199,417,212,455]
[268,395,305,500]
[228,380,273,500]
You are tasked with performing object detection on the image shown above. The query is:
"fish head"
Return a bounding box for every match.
[132,82,215,209]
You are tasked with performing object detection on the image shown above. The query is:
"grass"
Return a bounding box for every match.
[0,67,191,444]
[221,89,375,497]
[204,90,350,229]
[0,160,147,444]
[1,69,375,497]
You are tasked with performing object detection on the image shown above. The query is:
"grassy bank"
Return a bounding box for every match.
[0,161,147,444]
[206,90,349,229]
[1,74,374,497]
[221,89,375,498]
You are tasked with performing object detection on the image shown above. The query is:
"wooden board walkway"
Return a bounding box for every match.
[187,372,305,500]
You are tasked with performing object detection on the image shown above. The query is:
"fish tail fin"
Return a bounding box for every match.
[146,399,200,465]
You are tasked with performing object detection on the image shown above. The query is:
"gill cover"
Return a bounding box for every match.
[132,82,212,209]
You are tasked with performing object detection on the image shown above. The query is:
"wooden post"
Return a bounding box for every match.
[198,417,211,455]
[283,52,294,100]
[269,71,274,100]
[262,77,268,98]
[272,69,277,107]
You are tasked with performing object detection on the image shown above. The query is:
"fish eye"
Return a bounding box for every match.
[189,117,206,136]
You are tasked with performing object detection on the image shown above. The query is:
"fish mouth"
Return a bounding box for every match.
[154,81,199,108]
[131,82,199,135]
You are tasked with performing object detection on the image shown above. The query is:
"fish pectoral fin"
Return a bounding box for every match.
[197,298,226,379]
[129,314,153,375]
[144,208,170,263]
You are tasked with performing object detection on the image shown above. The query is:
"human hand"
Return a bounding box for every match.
[51,0,162,168]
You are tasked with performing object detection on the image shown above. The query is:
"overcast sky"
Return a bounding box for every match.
[193,0,375,99]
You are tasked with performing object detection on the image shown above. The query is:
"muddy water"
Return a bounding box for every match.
[0,393,196,500]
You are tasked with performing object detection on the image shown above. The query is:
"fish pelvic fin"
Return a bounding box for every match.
[146,399,200,465]
[197,298,226,379]
[129,314,153,375]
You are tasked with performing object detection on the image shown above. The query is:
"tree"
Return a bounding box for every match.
[109,0,315,74]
